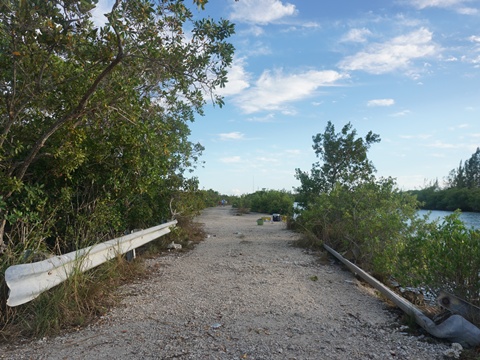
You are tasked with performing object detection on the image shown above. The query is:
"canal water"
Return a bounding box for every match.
[295,203,480,229]
[417,209,480,229]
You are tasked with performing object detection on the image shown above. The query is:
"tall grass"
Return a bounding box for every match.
[0,216,205,341]
[1,251,142,340]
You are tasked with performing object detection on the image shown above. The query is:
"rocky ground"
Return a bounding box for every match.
[0,206,454,359]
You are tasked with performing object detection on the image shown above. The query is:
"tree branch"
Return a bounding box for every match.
[11,0,125,188]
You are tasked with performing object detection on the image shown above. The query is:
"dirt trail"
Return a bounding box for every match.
[1,206,449,359]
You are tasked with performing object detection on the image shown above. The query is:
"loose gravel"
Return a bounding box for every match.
[0,206,451,359]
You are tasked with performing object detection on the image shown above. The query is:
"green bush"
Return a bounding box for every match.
[294,121,480,306]
[296,178,419,278]
[232,189,294,215]
[396,211,480,305]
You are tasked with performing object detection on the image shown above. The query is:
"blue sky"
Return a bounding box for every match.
[95,0,480,195]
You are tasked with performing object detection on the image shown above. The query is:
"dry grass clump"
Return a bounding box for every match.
[0,253,144,342]
[141,216,206,255]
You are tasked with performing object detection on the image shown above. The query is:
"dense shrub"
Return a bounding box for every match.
[294,121,480,306]
[296,178,419,277]
[409,184,480,212]
[396,211,480,305]
[232,190,294,215]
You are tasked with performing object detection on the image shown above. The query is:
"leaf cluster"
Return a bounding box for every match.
[232,189,295,215]
[0,0,235,252]
[396,211,480,305]
[295,177,420,277]
[295,121,380,203]
[294,121,480,305]
[447,147,480,189]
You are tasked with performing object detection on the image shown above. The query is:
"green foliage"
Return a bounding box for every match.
[447,147,480,189]
[410,147,480,212]
[232,189,295,215]
[0,0,235,336]
[295,121,380,202]
[196,189,229,208]
[396,211,480,305]
[409,185,480,212]
[231,195,251,214]
[295,122,480,305]
[296,178,420,276]
[0,0,235,252]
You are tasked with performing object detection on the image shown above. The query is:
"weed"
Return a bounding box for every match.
[293,232,323,250]
[460,347,480,360]
[0,216,205,342]
[0,250,144,341]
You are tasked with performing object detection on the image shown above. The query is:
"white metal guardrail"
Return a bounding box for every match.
[5,220,177,307]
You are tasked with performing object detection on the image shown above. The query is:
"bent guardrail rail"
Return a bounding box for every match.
[5,220,177,307]
[437,290,480,327]
[323,244,480,348]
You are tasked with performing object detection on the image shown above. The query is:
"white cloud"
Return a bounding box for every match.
[367,98,395,107]
[461,54,480,67]
[218,132,245,141]
[246,114,276,122]
[426,140,478,153]
[217,58,251,97]
[256,156,280,163]
[230,188,244,196]
[469,35,480,43]
[341,28,373,43]
[91,0,113,27]
[457,7,479,14]
[390,110,412,117]
[233,69,348,113]
[410,0,467,8]
[426,140,457,148]
[406,0,478,14]
[338,28,439,75]
[445,56,458,62]
[302,22,321,29]
[241,26,265,37]
[242,42,272,57]
[220,156,242,164]
[229,0,297,24]
[283,149,302,156]
[399,134,432,139]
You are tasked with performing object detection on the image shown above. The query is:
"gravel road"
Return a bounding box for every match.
[1,206,451,359]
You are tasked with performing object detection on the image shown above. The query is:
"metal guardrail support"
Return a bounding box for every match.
[437,290,480,326]
[5,220,177,307]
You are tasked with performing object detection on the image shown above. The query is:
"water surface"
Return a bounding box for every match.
[417,209,480,229]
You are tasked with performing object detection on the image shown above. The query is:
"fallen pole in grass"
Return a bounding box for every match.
[323,244,480,348]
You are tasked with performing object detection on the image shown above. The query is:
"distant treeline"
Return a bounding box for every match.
[408,186,480,212]
[231,189,295,215]
[407,147,480,212]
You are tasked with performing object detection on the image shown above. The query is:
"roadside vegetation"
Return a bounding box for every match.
[231,189,295,216]
[0,0,233,340]
[0,214,208,341]
[293,121,480,309]
[1,0,479,350]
